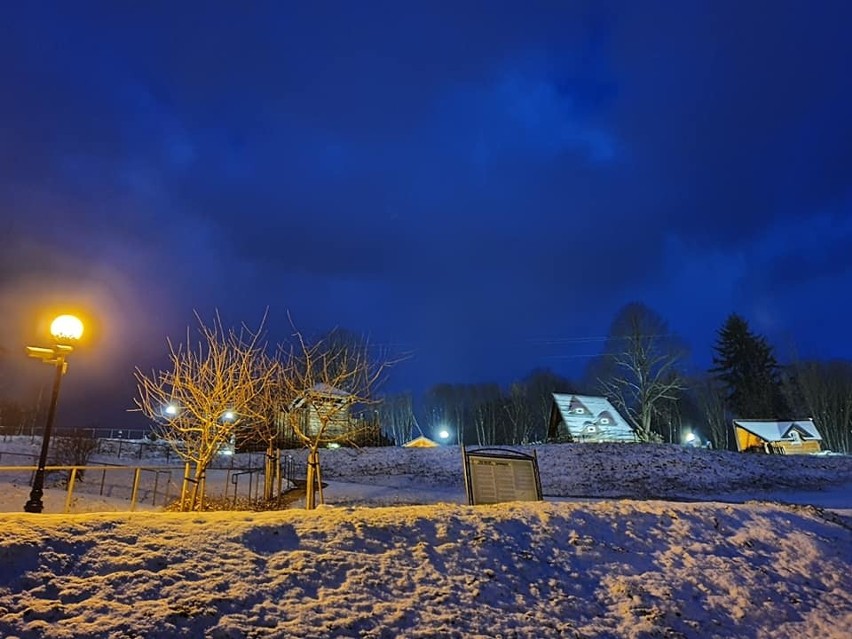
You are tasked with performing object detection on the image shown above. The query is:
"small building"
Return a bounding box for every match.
[281,383,355,441]
[733,419,823,454]
[547,394,636,443]
[402,435,439,448]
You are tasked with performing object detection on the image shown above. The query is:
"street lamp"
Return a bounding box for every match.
[23,314,85,513]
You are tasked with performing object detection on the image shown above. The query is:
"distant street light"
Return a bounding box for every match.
[438,429,450,441]
[23,314,85,513]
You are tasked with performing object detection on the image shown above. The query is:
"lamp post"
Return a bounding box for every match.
[24,314,84,514]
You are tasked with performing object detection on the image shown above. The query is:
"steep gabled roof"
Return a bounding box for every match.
[402,435,440,448]
[289,383,354,411]
[552,394,635,442]
[733,419,823,442]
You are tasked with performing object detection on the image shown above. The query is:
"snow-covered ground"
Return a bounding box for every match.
[1,438,850,638]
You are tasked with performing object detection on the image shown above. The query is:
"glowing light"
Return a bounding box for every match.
[50,315,84,341]
[165,404,178,416]
[222,410,236,421]
[685,432,696,443]
[439,429,450,440]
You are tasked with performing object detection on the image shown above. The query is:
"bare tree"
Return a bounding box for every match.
[378,392,420,445]
[469,383,501,445]
[520,369,576,443]
[594,303,687,442]
[239,351,289,501]
[278,326,394,510]
[788,360,852,453]
[133,313,275,511]
[501,383,532,445]
[695,376,731,450]
[51,428,98,482]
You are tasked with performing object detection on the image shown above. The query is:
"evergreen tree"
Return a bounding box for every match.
[711,314,786,419]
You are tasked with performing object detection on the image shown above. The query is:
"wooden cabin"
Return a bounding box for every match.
[733,419,823,454]
[281,383,355,442]
[547,394,636,443]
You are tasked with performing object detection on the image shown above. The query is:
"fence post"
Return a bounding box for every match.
[152,471,160,506]
[100,468,107,495]
[164,470,172,507]
[64,467,78,514]
[130,467,142,511]
[180,462,190,511]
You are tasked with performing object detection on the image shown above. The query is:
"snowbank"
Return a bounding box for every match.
[0,500,849,638]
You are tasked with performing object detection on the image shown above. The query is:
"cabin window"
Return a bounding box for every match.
[790,431,802,444]
[599,417,610,425]
[585,425,597,433]
[574,408,585,414]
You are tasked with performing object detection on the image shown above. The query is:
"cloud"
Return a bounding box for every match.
[2,1,852,419]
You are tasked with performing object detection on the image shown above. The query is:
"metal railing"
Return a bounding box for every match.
[0,454,302,514]
[0,464,178,513]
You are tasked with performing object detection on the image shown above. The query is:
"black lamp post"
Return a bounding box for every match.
[23,314,84,514]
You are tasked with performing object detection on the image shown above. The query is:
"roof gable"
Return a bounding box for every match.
[402,435,439,448]
[552,394,635,442]
[733,419,823,442]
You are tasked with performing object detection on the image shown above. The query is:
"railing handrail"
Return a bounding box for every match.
[0,464,185,472]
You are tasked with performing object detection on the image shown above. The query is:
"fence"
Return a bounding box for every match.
[0,454,300,514]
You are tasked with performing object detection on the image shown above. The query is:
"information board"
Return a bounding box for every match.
[463,448,543,505]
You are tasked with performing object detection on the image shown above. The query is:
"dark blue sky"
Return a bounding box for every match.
[2,2,851,428]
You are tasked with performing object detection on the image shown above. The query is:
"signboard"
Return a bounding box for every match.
[463,447,543,505]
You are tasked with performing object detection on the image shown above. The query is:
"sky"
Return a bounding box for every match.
[2,1,851,429]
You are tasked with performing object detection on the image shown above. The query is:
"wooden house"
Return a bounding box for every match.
[547,394,636,443]
[733,419,823,454]
[280,383,355,442]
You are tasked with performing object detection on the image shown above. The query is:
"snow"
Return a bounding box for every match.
[1,438,851,638]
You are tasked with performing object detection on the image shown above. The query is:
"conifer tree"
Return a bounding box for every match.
[711,314,786,419]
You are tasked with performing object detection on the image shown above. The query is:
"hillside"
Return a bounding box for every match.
[1,499,850,639]
[1,440,851,637]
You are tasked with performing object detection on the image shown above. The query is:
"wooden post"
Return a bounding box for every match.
[130,467,141,511]
[152,471,160,506]
[64,467,78,514]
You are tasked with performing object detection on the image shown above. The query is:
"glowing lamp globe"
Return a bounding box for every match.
[439,429,450,440]
[50,315,84,342]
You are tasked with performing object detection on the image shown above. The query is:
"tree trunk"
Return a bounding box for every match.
[189,460,205,511]
[180,461,191,511]
[305,447,320,510]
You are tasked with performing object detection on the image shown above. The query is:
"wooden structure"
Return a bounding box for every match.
[733,419,823,454]
[547,394,636,443]
[402,435,439,448]
[279,383,354,442]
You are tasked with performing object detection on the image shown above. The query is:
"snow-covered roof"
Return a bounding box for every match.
[310,383,351,397]
[402,435,439,448]
[552,394,635,442]
[289,383,353,410]
[733,419,823,442]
